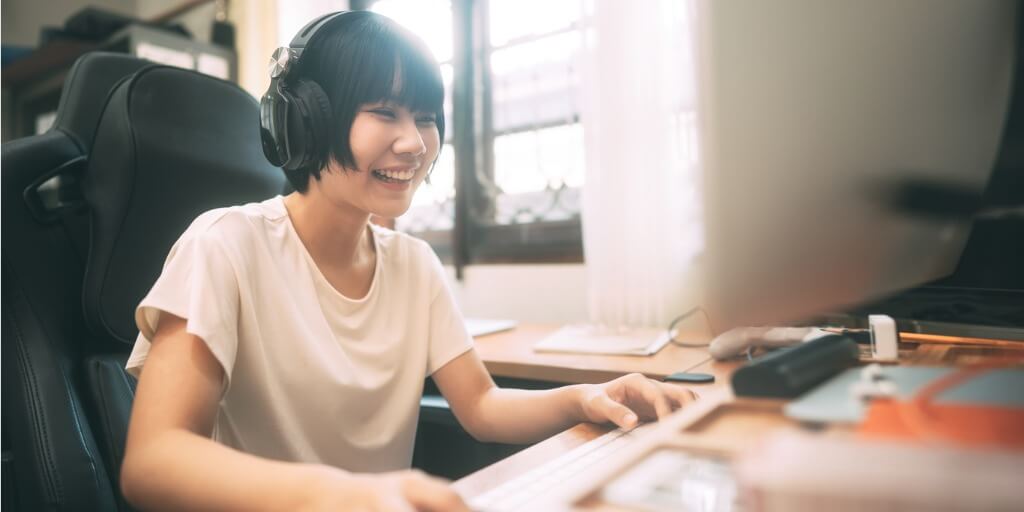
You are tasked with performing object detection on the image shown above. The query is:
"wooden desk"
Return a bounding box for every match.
[458,330,1024,510]
[471,324,714,384]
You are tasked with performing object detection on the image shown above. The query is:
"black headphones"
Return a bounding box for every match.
[259,11,350,170]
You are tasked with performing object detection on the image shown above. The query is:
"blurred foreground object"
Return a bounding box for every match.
[737,432,1024,511]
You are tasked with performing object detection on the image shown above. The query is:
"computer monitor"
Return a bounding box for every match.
[697,0,1019,331]
[850,27,1024,338]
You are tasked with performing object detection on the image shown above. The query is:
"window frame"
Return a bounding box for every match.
[401,0,585,276]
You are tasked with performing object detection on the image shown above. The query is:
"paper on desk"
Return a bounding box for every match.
[465,318,518,338]
[533,325,672,356]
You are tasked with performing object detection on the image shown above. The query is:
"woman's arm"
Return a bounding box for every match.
[122,313,467,512]
[432,350,697,445]
[122,313,323,510]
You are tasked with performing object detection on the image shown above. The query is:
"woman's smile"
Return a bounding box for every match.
[370,165,419,190]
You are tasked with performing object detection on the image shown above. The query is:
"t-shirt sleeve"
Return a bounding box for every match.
[423,243,474,375]
[126,226,241,390]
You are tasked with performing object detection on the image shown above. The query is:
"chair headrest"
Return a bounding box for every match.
[52,52,152,151]
[82,65,286,344]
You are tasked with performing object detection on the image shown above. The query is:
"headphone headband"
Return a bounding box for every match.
[269,11,350,81]
[291,11,348,50]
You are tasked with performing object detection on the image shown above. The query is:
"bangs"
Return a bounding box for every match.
[344,23,444,115]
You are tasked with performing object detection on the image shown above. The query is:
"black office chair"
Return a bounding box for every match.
[3,52,152,512]
[2,54,285,511]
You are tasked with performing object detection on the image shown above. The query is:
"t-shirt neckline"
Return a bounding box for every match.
[273,195,382,304]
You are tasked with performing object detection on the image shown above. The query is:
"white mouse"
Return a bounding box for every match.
[708,326,827,360]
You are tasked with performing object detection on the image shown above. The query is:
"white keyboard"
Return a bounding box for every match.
[468,424,656,512]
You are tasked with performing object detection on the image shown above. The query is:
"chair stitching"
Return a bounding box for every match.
[8,289,63,505]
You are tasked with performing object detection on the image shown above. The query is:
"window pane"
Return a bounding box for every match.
[277,0,349,47]
[491,31,580,134]
[372,0,453,63]
[489,0,582,48]
[485,2,585,227]
[492,124,583,224]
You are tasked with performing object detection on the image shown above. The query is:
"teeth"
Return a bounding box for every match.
[375,168,415,181]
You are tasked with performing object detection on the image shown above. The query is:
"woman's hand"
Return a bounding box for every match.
[304,467,470,512]
[578,373,698,429]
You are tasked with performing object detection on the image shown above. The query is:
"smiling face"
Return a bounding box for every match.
[289,11,447,218]
[314,100,440,218]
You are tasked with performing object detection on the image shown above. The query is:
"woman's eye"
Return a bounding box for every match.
[371,109,396,119]
[416,116,437,125]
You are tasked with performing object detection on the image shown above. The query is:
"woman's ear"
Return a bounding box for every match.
[424,158,439,184]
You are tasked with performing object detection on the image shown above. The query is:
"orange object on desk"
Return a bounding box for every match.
[859,365,1024,450]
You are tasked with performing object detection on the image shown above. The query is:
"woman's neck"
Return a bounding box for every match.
[282,188,373,270]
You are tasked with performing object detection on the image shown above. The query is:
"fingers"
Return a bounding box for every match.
[633,376,674,420]
[401,470,470,512]
[589,374,701,429]
[625,374,703,421]
[594,393,639,429]
[662,381,700,408]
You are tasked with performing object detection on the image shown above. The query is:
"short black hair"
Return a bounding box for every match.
[287,10,446,192]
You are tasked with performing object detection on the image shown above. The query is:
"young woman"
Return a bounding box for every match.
[120,11,696,512]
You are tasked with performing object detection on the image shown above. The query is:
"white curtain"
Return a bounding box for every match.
[580,0,703,330]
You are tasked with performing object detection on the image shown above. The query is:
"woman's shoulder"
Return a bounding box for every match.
[178,196,287,251]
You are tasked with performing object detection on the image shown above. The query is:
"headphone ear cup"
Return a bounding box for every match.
[288,79,332,170]
[260,80,291,167]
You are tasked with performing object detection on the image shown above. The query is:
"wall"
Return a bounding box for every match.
[445,264,588,324]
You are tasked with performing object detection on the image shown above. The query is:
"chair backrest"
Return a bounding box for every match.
[2,52,151,512]
[54,53,158,153]
[2,53,286,511]
[82,65,287,346]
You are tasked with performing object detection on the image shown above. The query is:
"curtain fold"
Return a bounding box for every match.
[580,0,703,330]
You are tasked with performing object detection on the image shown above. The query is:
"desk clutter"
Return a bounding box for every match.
[465,330,1024,511]
[730,334,860,398]
[786,365,1024,429]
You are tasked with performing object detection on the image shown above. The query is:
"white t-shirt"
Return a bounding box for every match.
[127,196,474,472]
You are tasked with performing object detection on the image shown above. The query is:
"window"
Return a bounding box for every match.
[374,0,586,273]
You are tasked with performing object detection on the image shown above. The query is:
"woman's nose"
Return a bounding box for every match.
[393,118,426,157]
